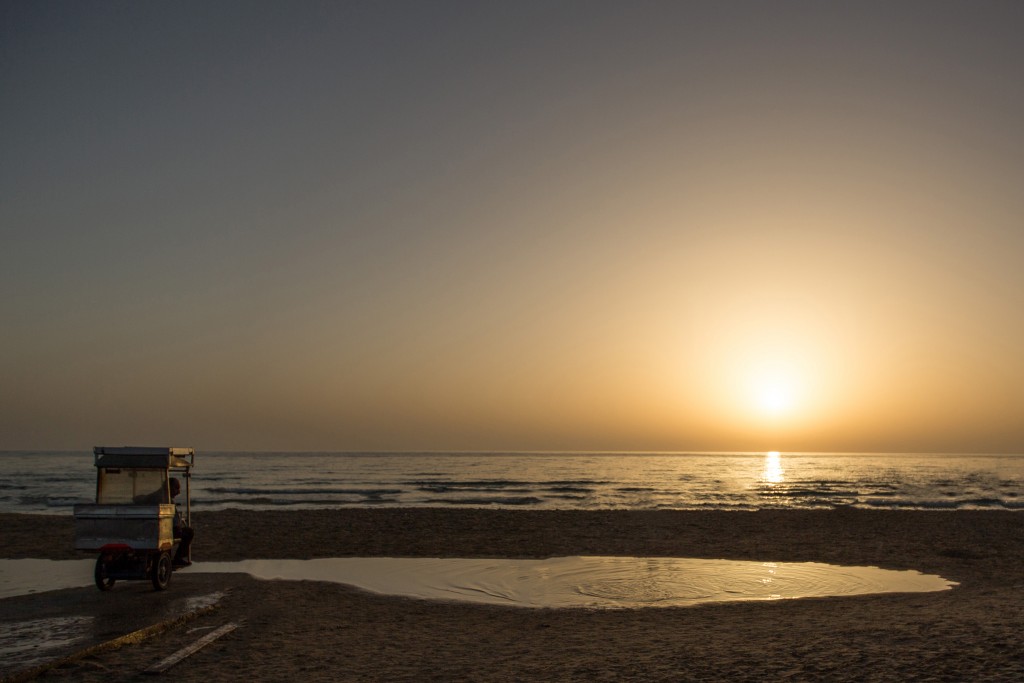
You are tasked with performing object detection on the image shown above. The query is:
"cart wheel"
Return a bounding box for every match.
[151,552,172,591]
[95,557,115,591]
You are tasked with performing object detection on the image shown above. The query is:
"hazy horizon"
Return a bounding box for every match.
[2,449,1022,457]
[3,2,1023,453]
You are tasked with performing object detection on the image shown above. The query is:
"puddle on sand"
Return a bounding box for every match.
[187,556,955,609]
[1,557,955,608]
[185,590,227,612]
[0,616,93,673]
[0,556,958,677]
[0,568,229,681]
[0,559,96,599]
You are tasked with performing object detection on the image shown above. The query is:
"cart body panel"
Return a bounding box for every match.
[73,503,176,552]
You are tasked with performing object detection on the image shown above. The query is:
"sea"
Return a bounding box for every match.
[1,451,1021,515]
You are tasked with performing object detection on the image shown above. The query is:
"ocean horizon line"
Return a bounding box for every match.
[2,449,1022,457]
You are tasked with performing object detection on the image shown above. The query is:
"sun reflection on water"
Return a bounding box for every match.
[761,562,781,599]
[763,451,785,484]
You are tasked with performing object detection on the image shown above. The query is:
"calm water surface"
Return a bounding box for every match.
[0,556,955,606]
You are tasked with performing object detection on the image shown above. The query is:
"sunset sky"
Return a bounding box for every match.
[3,2,1022,453]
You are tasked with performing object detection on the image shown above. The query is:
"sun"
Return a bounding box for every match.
[683,310,832,431]
[753,376,797,417]
[747,368,802,420]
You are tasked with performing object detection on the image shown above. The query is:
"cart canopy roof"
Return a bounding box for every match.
[93,446,194,470]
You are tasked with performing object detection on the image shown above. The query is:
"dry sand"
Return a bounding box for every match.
[2,509,1023,682]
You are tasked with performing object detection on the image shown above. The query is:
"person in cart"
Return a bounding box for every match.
[169,478,193,567]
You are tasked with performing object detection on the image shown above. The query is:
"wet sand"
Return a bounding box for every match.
[2,509,1023,681]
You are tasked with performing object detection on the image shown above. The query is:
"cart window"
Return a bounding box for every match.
[98,468,167,504]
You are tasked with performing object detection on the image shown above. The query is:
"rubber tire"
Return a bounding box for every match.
[152,552,172,591]
[95,557,115,591]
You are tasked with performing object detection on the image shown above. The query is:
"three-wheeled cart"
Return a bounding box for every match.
[73,446,194,591]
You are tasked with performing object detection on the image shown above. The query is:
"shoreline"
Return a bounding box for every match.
[3,508,1021,577]
[3,509,1023,681]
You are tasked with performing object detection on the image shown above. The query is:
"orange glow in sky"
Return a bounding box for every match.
[1,2,1022,452]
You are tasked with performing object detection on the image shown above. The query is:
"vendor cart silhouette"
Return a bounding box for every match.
[74,446,197,591]
[169,478,193,566]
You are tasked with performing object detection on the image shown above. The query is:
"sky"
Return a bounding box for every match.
[2,1,1023,453]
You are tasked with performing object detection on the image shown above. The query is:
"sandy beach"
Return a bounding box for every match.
[2,509,1023,681]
